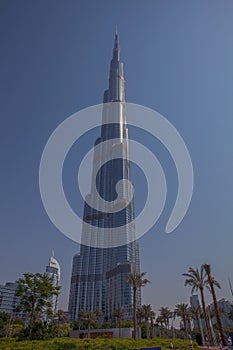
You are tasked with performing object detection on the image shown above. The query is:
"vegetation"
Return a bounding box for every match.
[1,263,230,347]
[56,309,68,338]
[0,312,10,337]
[157,307,173,336]
[0,337,199,350]
[182,266,213,344]
[113,307,125,338]
[182,264,230,346]
[2,273,62,340]
[136,304,155,339]
[137,304,155,339]
[16,273,60,337]
[189,306,204,343]
[203,263,226,346]
[174,304,190,332]
[78,310,104,338]
[126,271,150,339]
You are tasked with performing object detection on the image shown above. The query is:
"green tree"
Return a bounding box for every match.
[158,307,173,336]
[136,307,145,326]
[94,308,103,326]
[155,315,165,337]
[56,309,68,337]
[0,311,10,337]
[18,320,57,340]
[182,266,213,344]
[139,304,155,339]
[72,320,81,331]
[59,322,71,337]
[126,271,150,339]
[203,264,226,346]
[16,273,60,339]
[78,310,98,338]
[156,315,164,327]
[174,303,190,332]
[114,307,125,337]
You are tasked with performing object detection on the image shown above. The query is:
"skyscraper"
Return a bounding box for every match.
[68,33,141,322]
[45,251,61,315]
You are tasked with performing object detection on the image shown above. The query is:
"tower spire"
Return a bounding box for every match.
[113,30,120,62]
[103,31,124,104]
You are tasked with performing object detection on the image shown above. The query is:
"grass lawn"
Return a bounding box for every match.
[0,337,198,350]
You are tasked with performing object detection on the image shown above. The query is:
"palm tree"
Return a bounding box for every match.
[182,266,213,344]
[171,312,176,339]
[189,306,205,344]
[156,315,164,327]
[136,307,145,326]
[126,271,150,339]
[141,304,155,339]
[94,308,103,326]
[158,306,173,336]
[57,309,67,337]
[156,315,164,337]
[150,308,156,339]
[114,307,125,337]
[203,264,226,346]
[78,310,97,338]
[174,303,190,332]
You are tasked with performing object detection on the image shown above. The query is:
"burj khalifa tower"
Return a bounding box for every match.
[68,33,141,322]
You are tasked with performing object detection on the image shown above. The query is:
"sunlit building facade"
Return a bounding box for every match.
[69,33,141,322]
[45,251,61,315]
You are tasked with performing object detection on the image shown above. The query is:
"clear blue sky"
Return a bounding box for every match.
[0,0,233,317]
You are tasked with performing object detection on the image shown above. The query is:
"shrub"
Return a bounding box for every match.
[0,336,199,350]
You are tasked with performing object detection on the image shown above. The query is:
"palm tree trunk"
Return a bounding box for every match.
[183,316,187,331]
[200,287,213,345]
[167,317,170,337]
[133,286,137,339]
[119,319,122,338]
[210,283,226,346]
[208,310,217,345]
[150,318,154,339]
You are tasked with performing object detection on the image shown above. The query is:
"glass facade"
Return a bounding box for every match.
[68,33,141,322]
[0,282,26,322]
[0,282,19,314]
[45,253,60,316]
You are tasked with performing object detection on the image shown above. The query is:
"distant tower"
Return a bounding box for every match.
[190,294,201,308]
[45,251,61,315]
[68,32,141,322]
